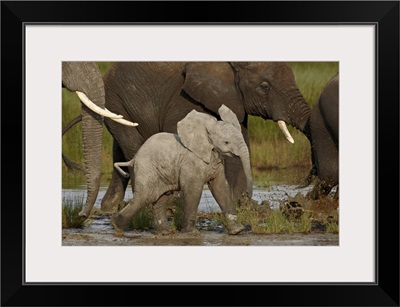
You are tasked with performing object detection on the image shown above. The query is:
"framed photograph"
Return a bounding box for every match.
[2,1,399,306]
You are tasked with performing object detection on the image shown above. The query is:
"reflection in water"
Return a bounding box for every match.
[62,184,317,213]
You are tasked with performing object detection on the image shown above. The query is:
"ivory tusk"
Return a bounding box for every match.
[277,120,294,144]
[76,91,123,119]
[110,117,139,127]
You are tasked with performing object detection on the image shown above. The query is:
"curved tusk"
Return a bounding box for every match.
[277,120,294,144]
[105,108,138,126]
[76,91,123,119]
[110,117,139,127]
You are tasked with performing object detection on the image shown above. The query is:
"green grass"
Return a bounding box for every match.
[62,196,85,229]
[62,62,339,186]
[60,189,338,234]
[125,194,185,231]
[128,207,154,230]
[236,200,312,234]
[120,196,338,234]
[325,221,339,234]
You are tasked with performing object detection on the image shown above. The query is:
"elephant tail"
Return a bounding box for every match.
[62,115,84,173]
[113,161,133,179]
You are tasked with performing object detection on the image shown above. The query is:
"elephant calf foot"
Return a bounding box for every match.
[153,217,170,232]
[226,214,245,235]
[111,213,125,237]
[154,223,173,235]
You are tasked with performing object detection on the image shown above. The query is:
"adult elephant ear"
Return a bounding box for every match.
[229,62,249,72]
[177,110,217,164]
[182,62,245,123]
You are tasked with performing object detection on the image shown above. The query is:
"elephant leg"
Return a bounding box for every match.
[333,186,339,200]
[111,196,142,237]
[309,99,339,200]
[208,168,245,235]
[308,180,337,200]
[180,184,203,233]
[101,140,129,213]
[111,188,158,236]
[152,194,171,233]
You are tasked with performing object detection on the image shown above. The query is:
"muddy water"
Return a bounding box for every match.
[62,183,316,212]
[62,183,338,246]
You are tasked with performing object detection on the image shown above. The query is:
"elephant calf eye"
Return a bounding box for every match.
[224,141,229,145]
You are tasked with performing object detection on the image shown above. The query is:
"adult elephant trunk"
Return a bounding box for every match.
[62,62,105,217]
[80,104,103,217]
[285,90,312,136]
[267,86,311,143]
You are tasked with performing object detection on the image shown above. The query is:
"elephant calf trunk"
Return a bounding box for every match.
[237,143,253,198]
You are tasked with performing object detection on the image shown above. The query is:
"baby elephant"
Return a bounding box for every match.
[111,105,253,236]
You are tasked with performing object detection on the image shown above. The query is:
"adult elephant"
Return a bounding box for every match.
[62,62,136,217]
[101,62,311,213]
[305,72,339,199]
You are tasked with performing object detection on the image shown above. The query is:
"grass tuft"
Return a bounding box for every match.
[62,196,85,229]
[128,207,154,230]
[236,192,339,234]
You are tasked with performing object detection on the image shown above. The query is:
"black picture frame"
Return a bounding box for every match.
[1,1,399,306]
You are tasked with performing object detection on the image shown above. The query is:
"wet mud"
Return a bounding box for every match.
[62,183,339,246]
[62,201,339,246]
[62,225,339,246]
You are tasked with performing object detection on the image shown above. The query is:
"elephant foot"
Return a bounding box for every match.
[111,213,125,237]
[101,201,125,214]
[101,188,126,213]
[77,204,94,218]
[181,219,198,234]
[154,223,172,235]
[78,210,89,218]
[226,214,245,235]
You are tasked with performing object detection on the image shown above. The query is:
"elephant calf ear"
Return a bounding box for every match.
[218,105,241,131]
[182,62,245,122]
[177,110,217,164]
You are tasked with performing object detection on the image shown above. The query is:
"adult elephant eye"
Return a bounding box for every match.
[259,81,270,91]
[257,81,271,96]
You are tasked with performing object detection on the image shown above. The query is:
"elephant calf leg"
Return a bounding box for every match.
[152,194,172,234]
[181,185,203,233]
[208,171,245,235]
[111,197,144,237]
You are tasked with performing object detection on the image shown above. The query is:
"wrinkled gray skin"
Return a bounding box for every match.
[111,106,252,236]
[306,73,339,199]
[62,62,104,217]
[102,62,310,213]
